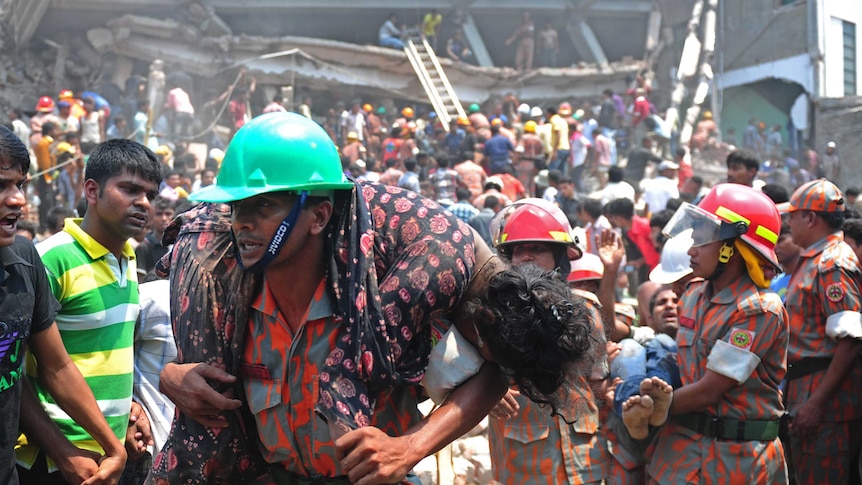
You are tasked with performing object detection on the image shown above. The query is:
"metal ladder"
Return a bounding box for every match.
[403,34,466,131]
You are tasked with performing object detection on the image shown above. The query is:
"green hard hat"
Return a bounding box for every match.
[468,103,480,113]
[190,112,353,203]
[376,106,387,114]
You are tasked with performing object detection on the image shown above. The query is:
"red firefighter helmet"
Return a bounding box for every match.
[664,183,781,268]
[36,96,56,113]
[495,201,576,252]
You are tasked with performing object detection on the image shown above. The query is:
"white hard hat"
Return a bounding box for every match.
[518,103,531,114]
[530,106,543,118]
[649,228,694,284]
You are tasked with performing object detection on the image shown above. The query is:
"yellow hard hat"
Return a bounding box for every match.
[55,142,76,155]
[401,107,414,118]
[362,104,373,113]
[524,120,537,133]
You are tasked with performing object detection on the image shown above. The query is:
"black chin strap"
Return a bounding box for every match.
[238,191,308,273]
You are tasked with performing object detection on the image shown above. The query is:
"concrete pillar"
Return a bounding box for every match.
[460,13,494,68]
[566,19,609,67]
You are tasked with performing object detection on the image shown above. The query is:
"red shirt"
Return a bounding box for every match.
[627,216,659,269]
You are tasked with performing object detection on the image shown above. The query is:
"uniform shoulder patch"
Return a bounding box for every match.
[826,283,845,302]
[737,292,765,316]
[729,327,756,351]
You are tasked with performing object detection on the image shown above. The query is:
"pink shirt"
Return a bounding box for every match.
[166,88,194,115]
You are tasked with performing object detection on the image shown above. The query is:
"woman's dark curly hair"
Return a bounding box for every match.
[464,263,597,420]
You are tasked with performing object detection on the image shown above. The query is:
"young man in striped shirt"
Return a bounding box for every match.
[17,139,162,483]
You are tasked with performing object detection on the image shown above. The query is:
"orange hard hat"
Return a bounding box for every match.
[362,103,373,113]
[36,96,56,113]
[401,107,414,118]
[490,118,503,127]
[559,102,573,116]
[456,116,470,126]
[58,89,74,100]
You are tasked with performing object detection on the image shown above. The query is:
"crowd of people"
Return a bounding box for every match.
[0,49,858,485]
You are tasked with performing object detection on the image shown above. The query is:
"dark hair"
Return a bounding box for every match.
[85,139,162,194]
[604,198,634,219]
[689,175,703,186]
[649,209,674,230]
[815,210,845,231]
[16,219,37,240]
[404,158,417,172]
[842,218,862,244]
[436,154,451,168]
[483,195,499,209]
[0,125,31,174]
[467,264,596,420]
[761,183,790,204]
[665,198,682,212]
[845,187,860,197]
[726,149,759,171]
[153,196,177,213]
[484,180,502,191]
[580,198,603,219]
[455,186,472,202]
[42,121,58,137]
[845,207,861,220]
[490,124,500,135]
[608,166,624,183]
[47,206,76,233]
[547,169,563,184]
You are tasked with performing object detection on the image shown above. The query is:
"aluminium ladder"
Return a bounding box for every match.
[403,35,466,131]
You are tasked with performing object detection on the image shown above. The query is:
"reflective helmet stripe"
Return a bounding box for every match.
[755,224,778,244]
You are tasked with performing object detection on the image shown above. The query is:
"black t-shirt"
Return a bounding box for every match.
[135,233,170,276]
[0,236,59,484]
[624,147,661,185]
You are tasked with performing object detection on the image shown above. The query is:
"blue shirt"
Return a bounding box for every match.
[483,135,514,173]
[444,130,465,156]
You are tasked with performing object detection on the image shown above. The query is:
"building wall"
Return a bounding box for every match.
[821,0,862,97]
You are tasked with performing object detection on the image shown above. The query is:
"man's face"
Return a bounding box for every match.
[558,182,574,198]
[509,242,558,271]
[151,207,175,235]
[201,170,215,187]
[648,288,679,338]
[787,210,814,249]
[231,192,313,270]
[847,194,858,205]
[687,240,723,279]
[681,179,700,196]
[726,162,755,186]
[88,172,158,242]
[0,164,27,247]
[774,233,801,268]
[167,174,181,188]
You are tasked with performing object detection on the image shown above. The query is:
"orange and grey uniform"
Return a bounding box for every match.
[647,275,788,484]
[243,278,419,477]
[488,289,611,484]
[783,232,862,484]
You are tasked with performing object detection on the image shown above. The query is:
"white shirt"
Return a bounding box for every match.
[643,175,679,214]
[133,280,178,453]
[590,181,636,206]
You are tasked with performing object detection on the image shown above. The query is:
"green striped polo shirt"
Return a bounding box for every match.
[17,218,138,468]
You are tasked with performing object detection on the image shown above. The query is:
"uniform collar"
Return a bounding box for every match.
[0,241,30,268]
[63,218,136,261]
[252,276,336,322]
[709,273,754,304]
[800,231,842,258]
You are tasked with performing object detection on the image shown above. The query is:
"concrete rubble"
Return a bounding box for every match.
[0,7,646,118]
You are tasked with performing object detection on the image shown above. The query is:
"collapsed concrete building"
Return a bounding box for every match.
[1,0,659,118]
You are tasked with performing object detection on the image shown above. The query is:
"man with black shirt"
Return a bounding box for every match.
[135,196,176,277]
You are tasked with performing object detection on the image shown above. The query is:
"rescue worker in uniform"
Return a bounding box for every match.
[778,179,862,484]
[647,184,788,484]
